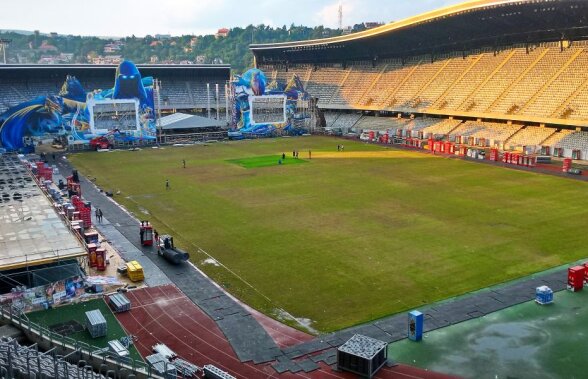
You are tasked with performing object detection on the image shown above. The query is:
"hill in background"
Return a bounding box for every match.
[0,23,371,74]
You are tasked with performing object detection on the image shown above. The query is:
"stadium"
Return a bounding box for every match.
[1,0,588,378]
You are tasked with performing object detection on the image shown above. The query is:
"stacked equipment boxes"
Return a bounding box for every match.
[203,364,236,379]
[35,161,53,181]
[71,195,92,229]
[85,309,107,338]
[108,293,131,313]
[126,261,144,282]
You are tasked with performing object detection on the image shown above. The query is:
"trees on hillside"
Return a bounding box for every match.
[0,24,344,72]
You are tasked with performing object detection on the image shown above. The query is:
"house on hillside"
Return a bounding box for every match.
[215,28,229,39]
[59,53,74,62]
[104,43,123,53]
[39,41,58,53]
[38,56,59,64]
[90,55,122,65]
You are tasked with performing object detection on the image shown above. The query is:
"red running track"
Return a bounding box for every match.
[115,285,459,379]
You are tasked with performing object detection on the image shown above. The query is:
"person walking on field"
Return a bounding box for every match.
[182,159,186,168]
[309,149,312,159]
[166,179,170,190]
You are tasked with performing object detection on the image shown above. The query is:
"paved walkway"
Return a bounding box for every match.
[58,154,575,374]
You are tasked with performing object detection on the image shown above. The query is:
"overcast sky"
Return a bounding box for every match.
[0,0,458,37]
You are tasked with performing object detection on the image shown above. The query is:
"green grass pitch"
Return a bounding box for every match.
[227,154,308,168]
[69,136,588,333]
[26,299,142,361]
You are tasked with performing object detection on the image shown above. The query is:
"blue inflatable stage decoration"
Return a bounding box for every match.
[0,60,156,152]
[230,68,310,138]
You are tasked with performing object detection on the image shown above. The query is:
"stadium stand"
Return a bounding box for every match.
[270,64,312,88]
[360,59,407,108]
[432,51,507,111]
[389,58,447,109]
[161,80,193,108]
[306,66,349,106]
[0,337,106,378]
[488,47,579,115]
[555,131,588,151]
[0,65,230,113]
[266,43,588,122]
[354,116,403,131]
[329,113,362,131]
[323,111,340,128]
[330,62,381,107]
[540,129,575,148]
[421,119,463,139]
[448,121,521,146]
[259,38,588,160]
[459,48,543,113]
[521,49,588,118]
[401,118,448,137]
[413,54,475,109]
[505,126,557,149]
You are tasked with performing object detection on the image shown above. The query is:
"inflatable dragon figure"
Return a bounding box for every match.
[0,61,156,151]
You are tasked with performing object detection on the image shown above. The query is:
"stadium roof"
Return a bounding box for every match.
[251,0,588,64]
[160,113,226,130]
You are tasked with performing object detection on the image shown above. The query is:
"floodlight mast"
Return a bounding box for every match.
[0,39,11,64]
[215,83,220,120]
[154,78,163,143]
[225,82,230,122]
[207,83,211,118]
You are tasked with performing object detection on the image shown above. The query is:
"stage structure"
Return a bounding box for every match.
[0,60,156,152]
[87,98,140,135]
[249,95,287,125]
[230,68,311,137]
